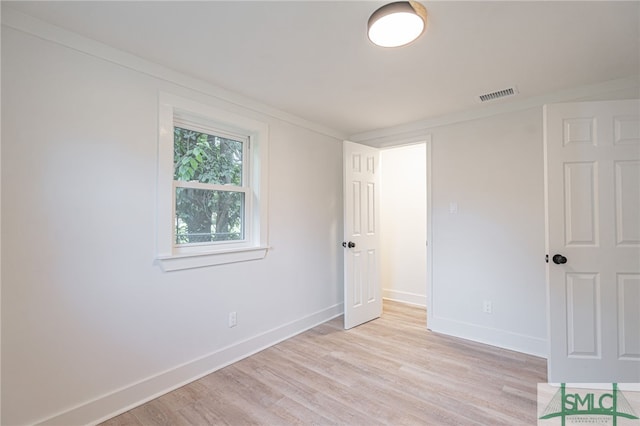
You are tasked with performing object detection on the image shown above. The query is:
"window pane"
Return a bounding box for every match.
[175,188,244,244]
[174,126,243,185]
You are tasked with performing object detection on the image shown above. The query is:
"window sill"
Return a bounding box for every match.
[156,246,269,271]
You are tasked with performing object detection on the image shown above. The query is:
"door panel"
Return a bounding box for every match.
[343,141,381,329]
[564,162,598,246]
[565,273,600,358]
[616,161,640,246]
[618,274,640,360]
[545,99,640,382]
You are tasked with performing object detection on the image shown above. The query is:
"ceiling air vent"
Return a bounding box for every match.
[478,86,519,103]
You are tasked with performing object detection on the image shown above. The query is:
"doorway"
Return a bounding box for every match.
[342,139,431,330]
[380,142,429,309]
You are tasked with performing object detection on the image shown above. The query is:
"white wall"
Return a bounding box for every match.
[380,144,427,306]
[1,26,343,425]
[3,8,637,426]
[427,108,548,355]
[421,86,638,356]
[354,80,638,357]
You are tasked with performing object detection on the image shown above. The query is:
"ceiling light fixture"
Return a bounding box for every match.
[367,1,427,48]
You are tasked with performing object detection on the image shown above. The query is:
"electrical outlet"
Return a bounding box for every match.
[228,311,237,328]
[482,300,493,314]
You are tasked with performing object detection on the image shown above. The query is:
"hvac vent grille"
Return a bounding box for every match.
[478,86,518,102]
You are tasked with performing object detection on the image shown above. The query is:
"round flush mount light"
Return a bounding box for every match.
[367,1,427,48]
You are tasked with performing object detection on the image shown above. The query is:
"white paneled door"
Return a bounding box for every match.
[545,99,640,382]
[343,141,382,329]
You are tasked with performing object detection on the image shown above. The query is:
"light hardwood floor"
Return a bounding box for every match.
[101,301,547,425]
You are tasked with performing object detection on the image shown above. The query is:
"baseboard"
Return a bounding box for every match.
[382,288,427,307]
[428,315,548,358]
[35,303,344,426]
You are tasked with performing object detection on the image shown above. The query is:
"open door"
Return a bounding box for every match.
[343,140,382,329]
[544,99,640,382]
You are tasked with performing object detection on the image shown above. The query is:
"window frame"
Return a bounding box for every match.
[156,92,269,271]
[173,120,250,250]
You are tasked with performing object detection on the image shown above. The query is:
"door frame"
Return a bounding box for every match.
[425,136,434,330]
[366,134,433,328]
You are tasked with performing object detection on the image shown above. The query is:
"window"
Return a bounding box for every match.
[157,93,269,271]
[173,124,247,245]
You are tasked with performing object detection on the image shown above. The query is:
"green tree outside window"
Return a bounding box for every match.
[173,127,245,244]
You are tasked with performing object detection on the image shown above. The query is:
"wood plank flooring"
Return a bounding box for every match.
[100,301,547,425]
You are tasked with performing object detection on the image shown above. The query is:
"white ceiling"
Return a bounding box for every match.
[5,1,640,137]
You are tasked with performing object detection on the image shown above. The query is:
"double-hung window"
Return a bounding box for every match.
[157,93,269,271]
[173,121,247,246]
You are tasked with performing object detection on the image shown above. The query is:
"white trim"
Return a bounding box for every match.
[378,136,432,321]
[543,104,553,362]
[350,76,640,146]
[378,137,432,325]
[173,181,247,193]
[425,136,434,332]
[5,6,634,149]
[428,315,548,358]
[156,246,269,271]
[157,92,269,270]
[377,134,431,149]
[33,303,344,426]
[382,290,427,307]
[0,7,346,141]
[0,3,3,421]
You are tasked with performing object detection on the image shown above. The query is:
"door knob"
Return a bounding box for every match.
[552,254,568,264]
[342,241,356,248]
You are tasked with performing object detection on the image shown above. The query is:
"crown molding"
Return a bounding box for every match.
[4,6,637,148]
[1,6,347,141]
[350,76,640,147]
